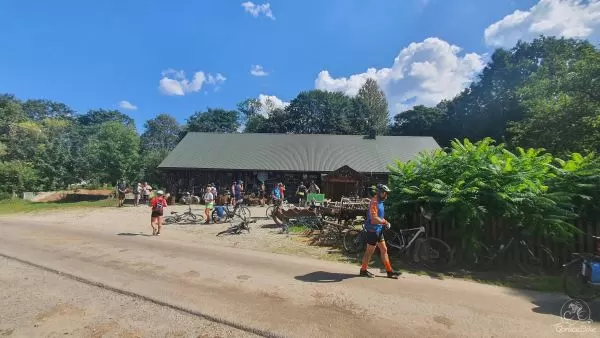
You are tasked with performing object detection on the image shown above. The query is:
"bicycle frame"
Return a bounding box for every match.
[387,226,426,251]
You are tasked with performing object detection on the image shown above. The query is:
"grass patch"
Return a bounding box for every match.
[0,198,114,215]
[287,224,310,234]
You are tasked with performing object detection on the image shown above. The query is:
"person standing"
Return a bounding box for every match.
[150,190,167,236]
[117,180,126,207]
[359,184,400,279]
[204,185,214,224]
[234,180,244,207]
[279,183,285,202]
[259,182,266,206]
[230,180,236,207]
[132,182,141,206]
[272,183,282,206]
[142,182,151,205]
[308,180,320,194]
[296,182,307,207]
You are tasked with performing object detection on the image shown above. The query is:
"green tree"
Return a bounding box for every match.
[140,113,182,152]
[0,160,38,196]
[82,121,140,184]
[284,90,355,134]
[508,42,600,154]
[22,99,75,121]
[356,78,389,135]
[437,36,594,147]
[77,109,135,128]
[390,105,445,137]
[186,108,240,133]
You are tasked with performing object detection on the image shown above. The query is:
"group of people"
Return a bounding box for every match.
[116,180,153,207]
[145,178,400,280]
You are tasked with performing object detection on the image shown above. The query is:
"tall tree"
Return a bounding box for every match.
[82,121,140,184]
[186,108,240,133]
[438,36,594,147]
[140,113,182,152]
[284,90,355,134]
[22,99,75,121]
[356,78,389,135]
[508,42,600,154]
[390,105,445,138]
[77,109,135,128]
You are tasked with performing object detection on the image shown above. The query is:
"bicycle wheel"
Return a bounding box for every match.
[417,238,452,270]
[266,206,275,218]
[211,209,221,223]
[163,216,176,225]
[563,258,599,301]
[343,229,365,254]
[236,207,251,221]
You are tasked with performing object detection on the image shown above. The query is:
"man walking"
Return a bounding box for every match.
[359,184,400,279]
[296,182,307,207]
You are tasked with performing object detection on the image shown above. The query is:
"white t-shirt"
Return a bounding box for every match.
[204,192,214,203]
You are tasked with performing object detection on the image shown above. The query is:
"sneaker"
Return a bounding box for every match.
[156,231,161,236]
[359,269,375,278]
[387,271,401,279]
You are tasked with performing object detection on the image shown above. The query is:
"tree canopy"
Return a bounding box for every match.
[1,35,599,197]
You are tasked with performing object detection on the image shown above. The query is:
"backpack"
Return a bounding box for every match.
[153,198,164,212]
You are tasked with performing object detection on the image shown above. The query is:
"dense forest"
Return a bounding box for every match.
[1,36,599,197]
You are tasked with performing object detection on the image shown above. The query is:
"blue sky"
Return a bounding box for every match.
[1,0,598,132]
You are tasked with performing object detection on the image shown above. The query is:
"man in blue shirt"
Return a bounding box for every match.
[360,184,400,279]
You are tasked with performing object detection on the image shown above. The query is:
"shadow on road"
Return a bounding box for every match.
[117,232,152,237]
[508,288,600,321]
[295,271,357,283]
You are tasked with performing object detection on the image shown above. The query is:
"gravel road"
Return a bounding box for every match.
[0,259,256,338]
[1,206,599,337]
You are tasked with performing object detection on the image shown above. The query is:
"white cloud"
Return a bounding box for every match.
[484,0,600,48]
[315,37,485,114]
[241,2,275,20]
[159,69,226,96]
[257,94,289,115]
[250,65,269,76]
[118,100,137,110]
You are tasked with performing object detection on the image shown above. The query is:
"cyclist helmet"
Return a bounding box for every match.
[156,190,164,196]
[376,184,391,193]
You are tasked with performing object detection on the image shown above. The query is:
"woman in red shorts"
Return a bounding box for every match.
[150,190,167,236]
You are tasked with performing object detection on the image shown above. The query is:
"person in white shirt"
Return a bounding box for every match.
[204,185,214,224]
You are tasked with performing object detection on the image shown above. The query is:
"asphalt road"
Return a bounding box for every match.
[1,218,598,337]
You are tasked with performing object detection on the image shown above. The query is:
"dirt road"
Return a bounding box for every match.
[1,208,598,337]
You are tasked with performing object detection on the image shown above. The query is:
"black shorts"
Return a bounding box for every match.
[118,192,125,199]
[366,231,384,246]
[151,210,163,218]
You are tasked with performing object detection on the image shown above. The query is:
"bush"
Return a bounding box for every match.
[387,138,589,262]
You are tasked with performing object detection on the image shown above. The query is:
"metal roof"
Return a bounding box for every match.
[158,133,440,173]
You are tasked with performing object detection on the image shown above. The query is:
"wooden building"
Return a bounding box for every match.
[157,132,440,203]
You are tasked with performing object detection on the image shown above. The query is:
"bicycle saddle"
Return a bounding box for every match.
[170,211,178,214]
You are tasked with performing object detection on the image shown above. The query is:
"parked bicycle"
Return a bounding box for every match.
[211,203,251,223]
[473,235,555,275]
[163,205,204,224]
[216,219,256,236]
[265,200,291,218]
[563,235,600,301]
[343,225,452,270]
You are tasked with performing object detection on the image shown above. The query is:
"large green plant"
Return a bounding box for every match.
[388,138,582,262]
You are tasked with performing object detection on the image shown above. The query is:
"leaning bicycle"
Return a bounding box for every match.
[216,219,256,236]
[343,225,452,270]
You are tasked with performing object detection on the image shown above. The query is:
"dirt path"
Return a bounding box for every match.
[1,206,599,337]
